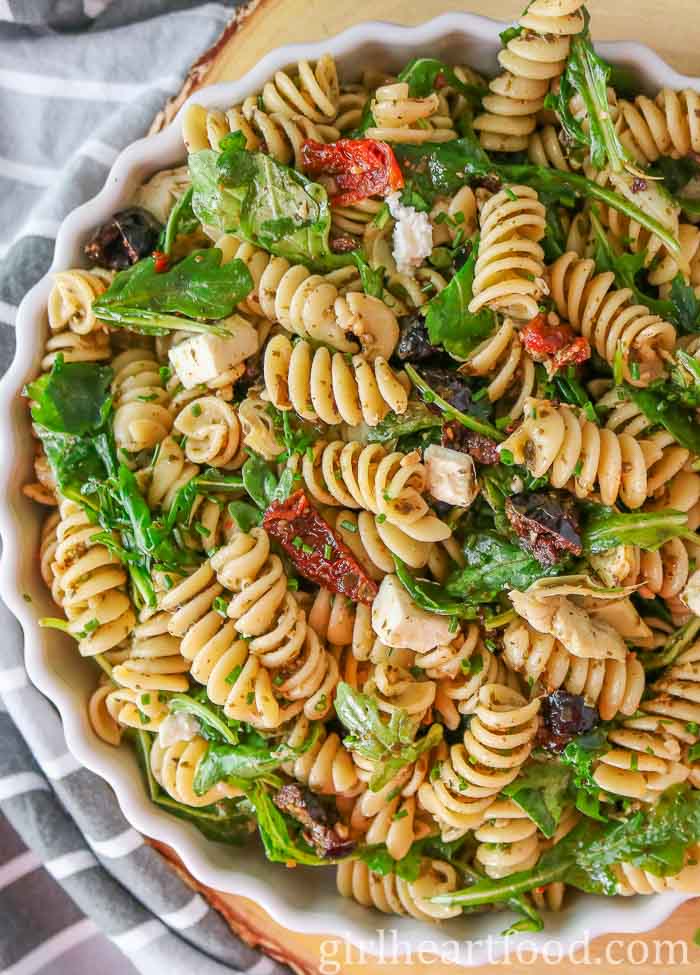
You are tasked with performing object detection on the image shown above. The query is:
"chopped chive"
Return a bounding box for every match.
[340,519,357,533]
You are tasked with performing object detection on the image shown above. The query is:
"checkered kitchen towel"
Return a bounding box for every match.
[0,3,289,974]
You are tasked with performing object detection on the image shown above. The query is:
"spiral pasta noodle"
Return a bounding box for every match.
[474,798,541,879]
[434,644,519,731]
[336,857,462,920]
[503,617,645,721]
[499,397,649,508]
[613,846,700,896]
[418,683,540,840]
[469,186,547,322]
[283,715,362,798]
[173,395,242,469]
[460,318,536,421]
[111,348,172,456]
[51,499,136,656]
[616,88,700,166]
[111,612,191,695]
[473,0,586,151]
[47,268,112,335]
[548,252,677,385]
[264,336,408,428]
[151,734,242,807]
[367,82,457,144]
[217,235,397,357]
[293,439,450,543]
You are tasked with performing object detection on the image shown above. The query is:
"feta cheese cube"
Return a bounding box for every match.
[168,315,258,389]
[424,444,479,508]
[386,191,433,274]
[371,575,453,653]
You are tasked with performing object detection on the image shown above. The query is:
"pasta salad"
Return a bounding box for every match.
[25,0,700,930]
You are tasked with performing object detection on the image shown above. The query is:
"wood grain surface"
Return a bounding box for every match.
[149,3,700,971]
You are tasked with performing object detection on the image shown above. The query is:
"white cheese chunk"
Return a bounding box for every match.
[386,191,433,274]
[168,316,258,389]
[424,444,479,508]
[371,575,453,653]
[157,711,200,748]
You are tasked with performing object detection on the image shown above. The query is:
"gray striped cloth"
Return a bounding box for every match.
[0,3,290,973]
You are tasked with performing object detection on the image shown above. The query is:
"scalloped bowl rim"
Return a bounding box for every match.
[0,11,697,966]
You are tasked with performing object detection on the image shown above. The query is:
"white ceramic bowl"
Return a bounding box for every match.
[1,12,697,966]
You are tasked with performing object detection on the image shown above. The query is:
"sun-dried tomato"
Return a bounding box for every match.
[301,138,404,206]
[505,491,582,566]
[263,490,378,604]
[520,313,591,373]
[537,690,599,753]
[441,420,500,465]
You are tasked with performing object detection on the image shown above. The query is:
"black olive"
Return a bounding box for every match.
[442,420,500,464]
[84,207,162,270]
[420,368,493,421]
[396,314,441,363]
[539,690,599,752]
[505,491,582,566]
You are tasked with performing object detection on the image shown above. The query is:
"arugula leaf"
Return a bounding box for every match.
[162,185,197,255]
[169,691,240,746]
[445,532,564,604]
[241,453,293,510]
[627,384,700,455]
[502,760,571,839]
[334,682,443,791]
[433,785,700,907]
[393,135,494,205]
[190,136,349,270]
[545,18,626,173]
[670,275,700,333]
[581,505,694,554]
[227,500,262,532]
[365,401,442,444]
[244,781,336,866]
[425,237,496,359]
[165,469,244,529]
[397,57,485,102]
[194,723,321,795]
[652,154,700,196]
[94,248,252,326]
[560,727,612,821]
[670,348,700,407]
[349,97,376,137]
[26,357,113,436]
[353,251,385,298]
[394,556,476,619]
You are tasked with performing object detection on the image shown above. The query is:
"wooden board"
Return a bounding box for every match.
[147,3,700,971]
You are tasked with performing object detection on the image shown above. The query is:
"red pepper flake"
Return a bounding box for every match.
[152,250,169,273]
[301,138,404,206]
[520,313,591,373]
[263,490,378,604]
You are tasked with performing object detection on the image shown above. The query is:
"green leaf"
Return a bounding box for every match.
[394,556,476,618]
[244,782,334,866]
[432,785,700,907]
[162,185,197,255]
[94,248,252,322]
[26,357,113,436]
[670,349,700,407]
[397,57,485,102]
[502,760,572,839]
[353,251,385,298]
[365,401,442,444]
[670,275,700,333]
[227,500,262,532]
[445,531,565,604]
[425,236,496,359]
[628,384,700,455]
[169,692,240,746]
[190,140,349,271]
[194,723,320,794]
[560,727,611,821]
[334,682,443,791]
[581,504,694,554]
[241,454,281,509]
[547,18,626,173]
[393,134,494,206]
